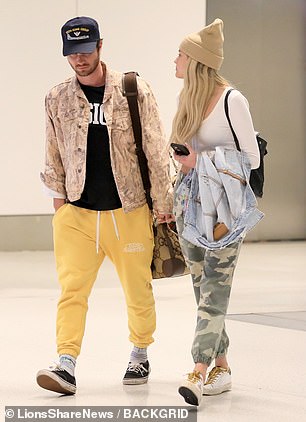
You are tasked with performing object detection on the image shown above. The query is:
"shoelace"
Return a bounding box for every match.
[127,363,148,375]
[205,367,226,385]
[49,362,64,372]
[186,371,202,383]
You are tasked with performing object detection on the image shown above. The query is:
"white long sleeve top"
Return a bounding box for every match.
[192,87,260,169]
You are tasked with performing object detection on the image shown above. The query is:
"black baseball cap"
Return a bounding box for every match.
[61,16,101,56]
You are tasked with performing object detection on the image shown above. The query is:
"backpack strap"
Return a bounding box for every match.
[122,71,153,210]
[224,89,241,152]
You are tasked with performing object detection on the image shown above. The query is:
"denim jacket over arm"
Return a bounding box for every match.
[40,63,173,213]
[175,147,264,250]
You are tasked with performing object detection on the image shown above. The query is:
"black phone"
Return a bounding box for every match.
[170,143,190,156]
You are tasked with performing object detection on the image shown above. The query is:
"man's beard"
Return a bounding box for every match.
[73,56,100,77]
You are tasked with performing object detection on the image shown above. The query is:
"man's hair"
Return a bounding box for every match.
[170,59,229,145]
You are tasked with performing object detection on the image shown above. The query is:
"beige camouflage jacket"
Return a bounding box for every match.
[41,63,173,213]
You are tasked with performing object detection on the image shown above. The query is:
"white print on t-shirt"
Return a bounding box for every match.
[89,103,107,125]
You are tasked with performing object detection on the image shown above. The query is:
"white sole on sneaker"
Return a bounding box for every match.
[122,375,149,385]
[36,370,76,395]
[202,382,232,396]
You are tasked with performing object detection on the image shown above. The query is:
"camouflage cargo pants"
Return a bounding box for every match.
[177,215,242,365]
[173,173,242,365]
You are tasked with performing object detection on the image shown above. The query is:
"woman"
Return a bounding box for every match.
[171,19,263,406]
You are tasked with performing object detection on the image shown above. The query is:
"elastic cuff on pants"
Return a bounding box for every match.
[132,342,153,349]
[216,350,228,359]
[192,353,212,366]
[192,348,229,365]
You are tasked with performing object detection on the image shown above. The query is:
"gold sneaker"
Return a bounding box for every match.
[178,370,204,406]
[203,366,232,395]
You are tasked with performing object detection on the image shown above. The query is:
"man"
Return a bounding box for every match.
[37,16,173,395]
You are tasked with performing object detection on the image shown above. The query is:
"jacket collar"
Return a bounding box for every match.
[69,62,116,102]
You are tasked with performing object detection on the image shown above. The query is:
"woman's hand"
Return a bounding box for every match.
[173,144,197,173]
[154,211,175,224]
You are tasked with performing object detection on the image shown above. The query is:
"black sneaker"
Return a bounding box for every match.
[36,365,76,395]
[123,361,150,385]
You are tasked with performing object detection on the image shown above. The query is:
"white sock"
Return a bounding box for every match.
[59,354,76,376]
[129,347,147,364]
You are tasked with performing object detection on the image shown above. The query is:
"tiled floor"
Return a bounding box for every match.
[1,241,306,421]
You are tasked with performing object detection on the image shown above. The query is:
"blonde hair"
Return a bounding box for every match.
[170,58,229,145]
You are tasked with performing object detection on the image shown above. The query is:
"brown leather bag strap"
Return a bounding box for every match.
[122,71,153,210]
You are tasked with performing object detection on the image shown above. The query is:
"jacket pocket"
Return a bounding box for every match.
[58,109,79,121]
[111,111,132,130]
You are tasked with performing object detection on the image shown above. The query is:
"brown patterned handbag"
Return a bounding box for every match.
[123,72,189,279]
[151,222,189,279]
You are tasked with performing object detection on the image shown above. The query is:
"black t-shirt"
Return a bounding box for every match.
[71,83,122,211]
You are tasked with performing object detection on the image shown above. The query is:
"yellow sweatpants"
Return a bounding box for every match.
[52,203,155,358]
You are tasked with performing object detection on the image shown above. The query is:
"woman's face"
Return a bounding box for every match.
[174,51,189,79]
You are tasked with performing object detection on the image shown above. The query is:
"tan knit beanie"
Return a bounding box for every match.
[179,18,224,70]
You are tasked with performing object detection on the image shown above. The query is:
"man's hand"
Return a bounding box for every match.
[53,198,66,212]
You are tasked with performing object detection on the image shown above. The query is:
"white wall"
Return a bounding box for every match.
[0,0,206,215]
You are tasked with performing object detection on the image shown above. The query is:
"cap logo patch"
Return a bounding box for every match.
[66,27,91,40]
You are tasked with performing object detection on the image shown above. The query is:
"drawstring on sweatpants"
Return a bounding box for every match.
[111,211,120,240]
[96,211,101,254]
[95,210,120,254]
